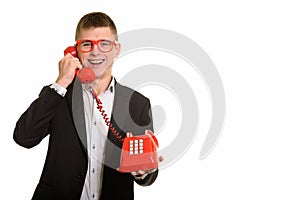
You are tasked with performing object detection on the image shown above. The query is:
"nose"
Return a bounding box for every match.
[90,43,101,55]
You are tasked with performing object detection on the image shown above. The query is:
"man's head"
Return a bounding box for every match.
[75,12,118,41]
[75,12,120,80]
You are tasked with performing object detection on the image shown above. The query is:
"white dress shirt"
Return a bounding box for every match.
[79,78,115,200]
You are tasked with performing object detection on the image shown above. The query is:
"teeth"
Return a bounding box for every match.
[89,59,104,64]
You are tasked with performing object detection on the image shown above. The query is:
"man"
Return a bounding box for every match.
[13,12,158,200]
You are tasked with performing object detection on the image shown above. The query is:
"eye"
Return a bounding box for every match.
[100,40,112,47]
[81,41,93,48]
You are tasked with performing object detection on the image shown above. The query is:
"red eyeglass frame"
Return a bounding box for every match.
[75,39,117,53]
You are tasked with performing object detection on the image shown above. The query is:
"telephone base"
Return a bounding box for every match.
[119,132,159,173]
[119,153,158,173]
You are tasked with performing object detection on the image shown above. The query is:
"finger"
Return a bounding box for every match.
[64,53,73,58]
[77,64,83,70]
[67,57,82,70]
[137,170,146,175]
[131,171,138,176]
[131,170,146,176]
[74,61,82,70]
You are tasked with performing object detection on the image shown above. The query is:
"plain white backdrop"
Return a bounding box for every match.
[1,0,300,199]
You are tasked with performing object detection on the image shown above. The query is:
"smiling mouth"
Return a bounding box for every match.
[88,59,105,65]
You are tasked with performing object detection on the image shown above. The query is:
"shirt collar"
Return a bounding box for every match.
[82,76,115,94]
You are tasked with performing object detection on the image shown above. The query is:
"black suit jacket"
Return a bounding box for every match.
[13,79,158,200]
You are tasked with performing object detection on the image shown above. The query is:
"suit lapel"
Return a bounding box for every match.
[67,79,88,154]
[111,83,132,132]
[104,82,134,169]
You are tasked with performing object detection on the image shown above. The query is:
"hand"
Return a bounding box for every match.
[56,53,82,88]
[126,132,164,180]
[131,169,157,180]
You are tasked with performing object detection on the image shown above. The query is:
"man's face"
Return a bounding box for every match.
[77,27,120,79]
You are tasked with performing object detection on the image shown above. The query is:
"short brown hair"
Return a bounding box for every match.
[75,12,118,40]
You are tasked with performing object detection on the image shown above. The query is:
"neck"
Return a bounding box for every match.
[93,75,112,95]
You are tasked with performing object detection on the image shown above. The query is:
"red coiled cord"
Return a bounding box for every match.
[91,87,124,143]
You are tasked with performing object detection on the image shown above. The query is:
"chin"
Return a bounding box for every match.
[89,66,104,75]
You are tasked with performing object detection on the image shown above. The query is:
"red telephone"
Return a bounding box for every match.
[65,46,159,173]
[119,130,159,172]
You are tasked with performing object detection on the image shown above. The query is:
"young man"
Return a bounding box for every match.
[13,12,158,200]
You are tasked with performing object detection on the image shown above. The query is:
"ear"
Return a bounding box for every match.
[114,42,121,59]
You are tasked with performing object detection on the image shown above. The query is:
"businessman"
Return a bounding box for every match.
[13,12,158,200]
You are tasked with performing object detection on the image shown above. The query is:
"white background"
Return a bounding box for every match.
[1,0,300,199]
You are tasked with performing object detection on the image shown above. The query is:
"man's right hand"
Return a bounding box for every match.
[55,53,82,88]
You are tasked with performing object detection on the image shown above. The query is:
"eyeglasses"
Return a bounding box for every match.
[76,39,117,53]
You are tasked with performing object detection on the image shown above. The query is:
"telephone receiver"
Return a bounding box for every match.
[64,46,95,84]
[119,130,159,173]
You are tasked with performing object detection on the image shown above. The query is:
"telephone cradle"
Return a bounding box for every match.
[119,130,159,173]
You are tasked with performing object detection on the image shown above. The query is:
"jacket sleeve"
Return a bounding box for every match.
[134,97,159,186]
[13,86,64,148]
[134,169,159,186]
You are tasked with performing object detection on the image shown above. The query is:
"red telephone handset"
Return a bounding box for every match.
[64,46,95,84]
[64,46,78,58]
[64,46,159,173]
